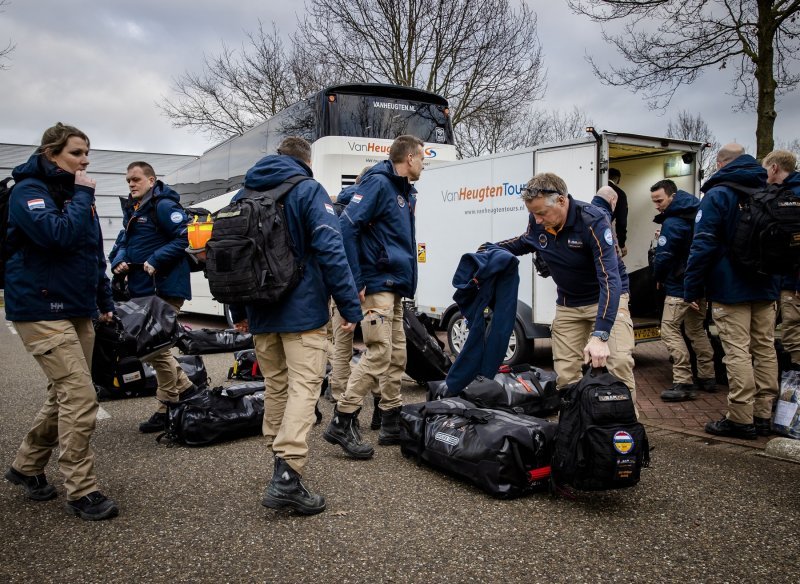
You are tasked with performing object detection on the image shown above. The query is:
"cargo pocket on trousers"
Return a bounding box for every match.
[25,330,88,383]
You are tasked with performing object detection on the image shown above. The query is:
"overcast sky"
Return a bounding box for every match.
[0,0,797,156]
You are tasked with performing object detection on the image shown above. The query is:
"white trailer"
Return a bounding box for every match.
[413,130,706,365]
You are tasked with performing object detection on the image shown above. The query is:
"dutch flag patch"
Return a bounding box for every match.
[27,198,45,210]
[324,203,335,215]
[352,194,363,203]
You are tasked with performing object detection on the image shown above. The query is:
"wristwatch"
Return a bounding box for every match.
[590,330,610,342]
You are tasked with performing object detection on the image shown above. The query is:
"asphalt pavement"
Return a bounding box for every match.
[1,312,798,584]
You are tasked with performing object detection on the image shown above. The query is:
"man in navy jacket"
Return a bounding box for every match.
[650,180,716,402]
[498,172,635,400]
[324,135,425,456]
[110,161,194,433]
[684,144,780,439]
[762,150,800,367]
[230,137,362,514]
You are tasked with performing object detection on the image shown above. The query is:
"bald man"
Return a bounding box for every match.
[683,143,780,439]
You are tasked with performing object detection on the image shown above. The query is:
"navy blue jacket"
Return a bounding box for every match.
[652,190,701,298]
[498,196,622,334]
[339,160,417,298]
[228,155,362,333]
[780,171,800,292]
[110,181,191,300]
[5,153,113,321]
[684,155,780,304]
[590,195,630,295]
[444,245,520,395]
[334,184,358,216]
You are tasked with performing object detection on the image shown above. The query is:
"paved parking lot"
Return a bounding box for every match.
[1,313,798,583]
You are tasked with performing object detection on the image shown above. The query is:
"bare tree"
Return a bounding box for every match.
[568,0,800,158]
[457,107,593,158]
[158,22,328,141]
[665,110,720,179]
[296,0,546,132]
[0,0,15,70]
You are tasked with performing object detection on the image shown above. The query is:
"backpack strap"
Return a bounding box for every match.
[238,175,313,202]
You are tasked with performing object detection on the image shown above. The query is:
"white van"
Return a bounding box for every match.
[413,130,707,364]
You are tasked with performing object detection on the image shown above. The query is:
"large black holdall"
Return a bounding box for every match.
[160,382,265,446]
[400,397,556,498]
[176,327,254,355]
[434,364,560,418]
[115,295,180,359]
[551,367,649,492]
[404,307,451,384]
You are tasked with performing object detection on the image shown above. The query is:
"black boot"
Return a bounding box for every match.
[323,407,374,459]
[370,395,382,430]
[261,457,326,515]
[378,406,402,445]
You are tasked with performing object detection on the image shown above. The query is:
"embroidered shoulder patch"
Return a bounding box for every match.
[27,198,45,210]
[603,228,614,246]
[170,211,184,224]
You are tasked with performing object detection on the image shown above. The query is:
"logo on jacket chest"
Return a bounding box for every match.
[567,237,583,249]
[397,195,406,208]
[136,216,148,224]
[538,234,548,249]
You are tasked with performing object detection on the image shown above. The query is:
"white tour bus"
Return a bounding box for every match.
[165,83,458,322]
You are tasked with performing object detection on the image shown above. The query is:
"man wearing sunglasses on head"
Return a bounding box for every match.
[496,172,636,403]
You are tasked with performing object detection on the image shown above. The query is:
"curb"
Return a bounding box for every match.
[762,437,800,464]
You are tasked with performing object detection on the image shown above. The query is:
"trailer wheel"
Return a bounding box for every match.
[446,312,531,366]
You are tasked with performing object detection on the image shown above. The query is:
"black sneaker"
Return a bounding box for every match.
[65,491,119,521]
[695,378,718,393]
[753,416,772,437]
[139,412,167,433]
[4,467,57,501]
[705,417,757,440]
[660,383,697,402]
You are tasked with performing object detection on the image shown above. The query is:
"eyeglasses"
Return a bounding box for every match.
[521,187,561,198]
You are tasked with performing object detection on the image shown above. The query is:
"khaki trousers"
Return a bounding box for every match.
[329,302,380,403]
[338,292,404,414]
[712,301,778,424]
[329,302,355,402]
[12,318,99,500]
[145,297,191,413]
[253,326,327,475]
[661,296,715,384]
[551,293,636,403]
[780,290,800,364]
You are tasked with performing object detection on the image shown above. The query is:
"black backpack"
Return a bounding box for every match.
[0,176,14,288]
[719,182,800,276]
[551,367,649,492]
[205,176,311,304]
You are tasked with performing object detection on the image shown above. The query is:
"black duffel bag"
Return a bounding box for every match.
[462,365,560,418]
[176,327,254,355]
[399,397,556,499]
[404,307,452,384]
[160,382,265,447]
[115,295,180,359]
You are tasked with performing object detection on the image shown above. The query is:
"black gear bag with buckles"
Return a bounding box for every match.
[551,367,649,491]
[204,176,311,305]
[399,397,556,498]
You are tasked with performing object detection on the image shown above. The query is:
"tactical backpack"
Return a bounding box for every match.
[719,182,800,276]
[551,367,649,492]
[0,176,14,288]
[204,176,311,304]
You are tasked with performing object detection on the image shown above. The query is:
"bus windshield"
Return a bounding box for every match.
[326,94,454,145]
